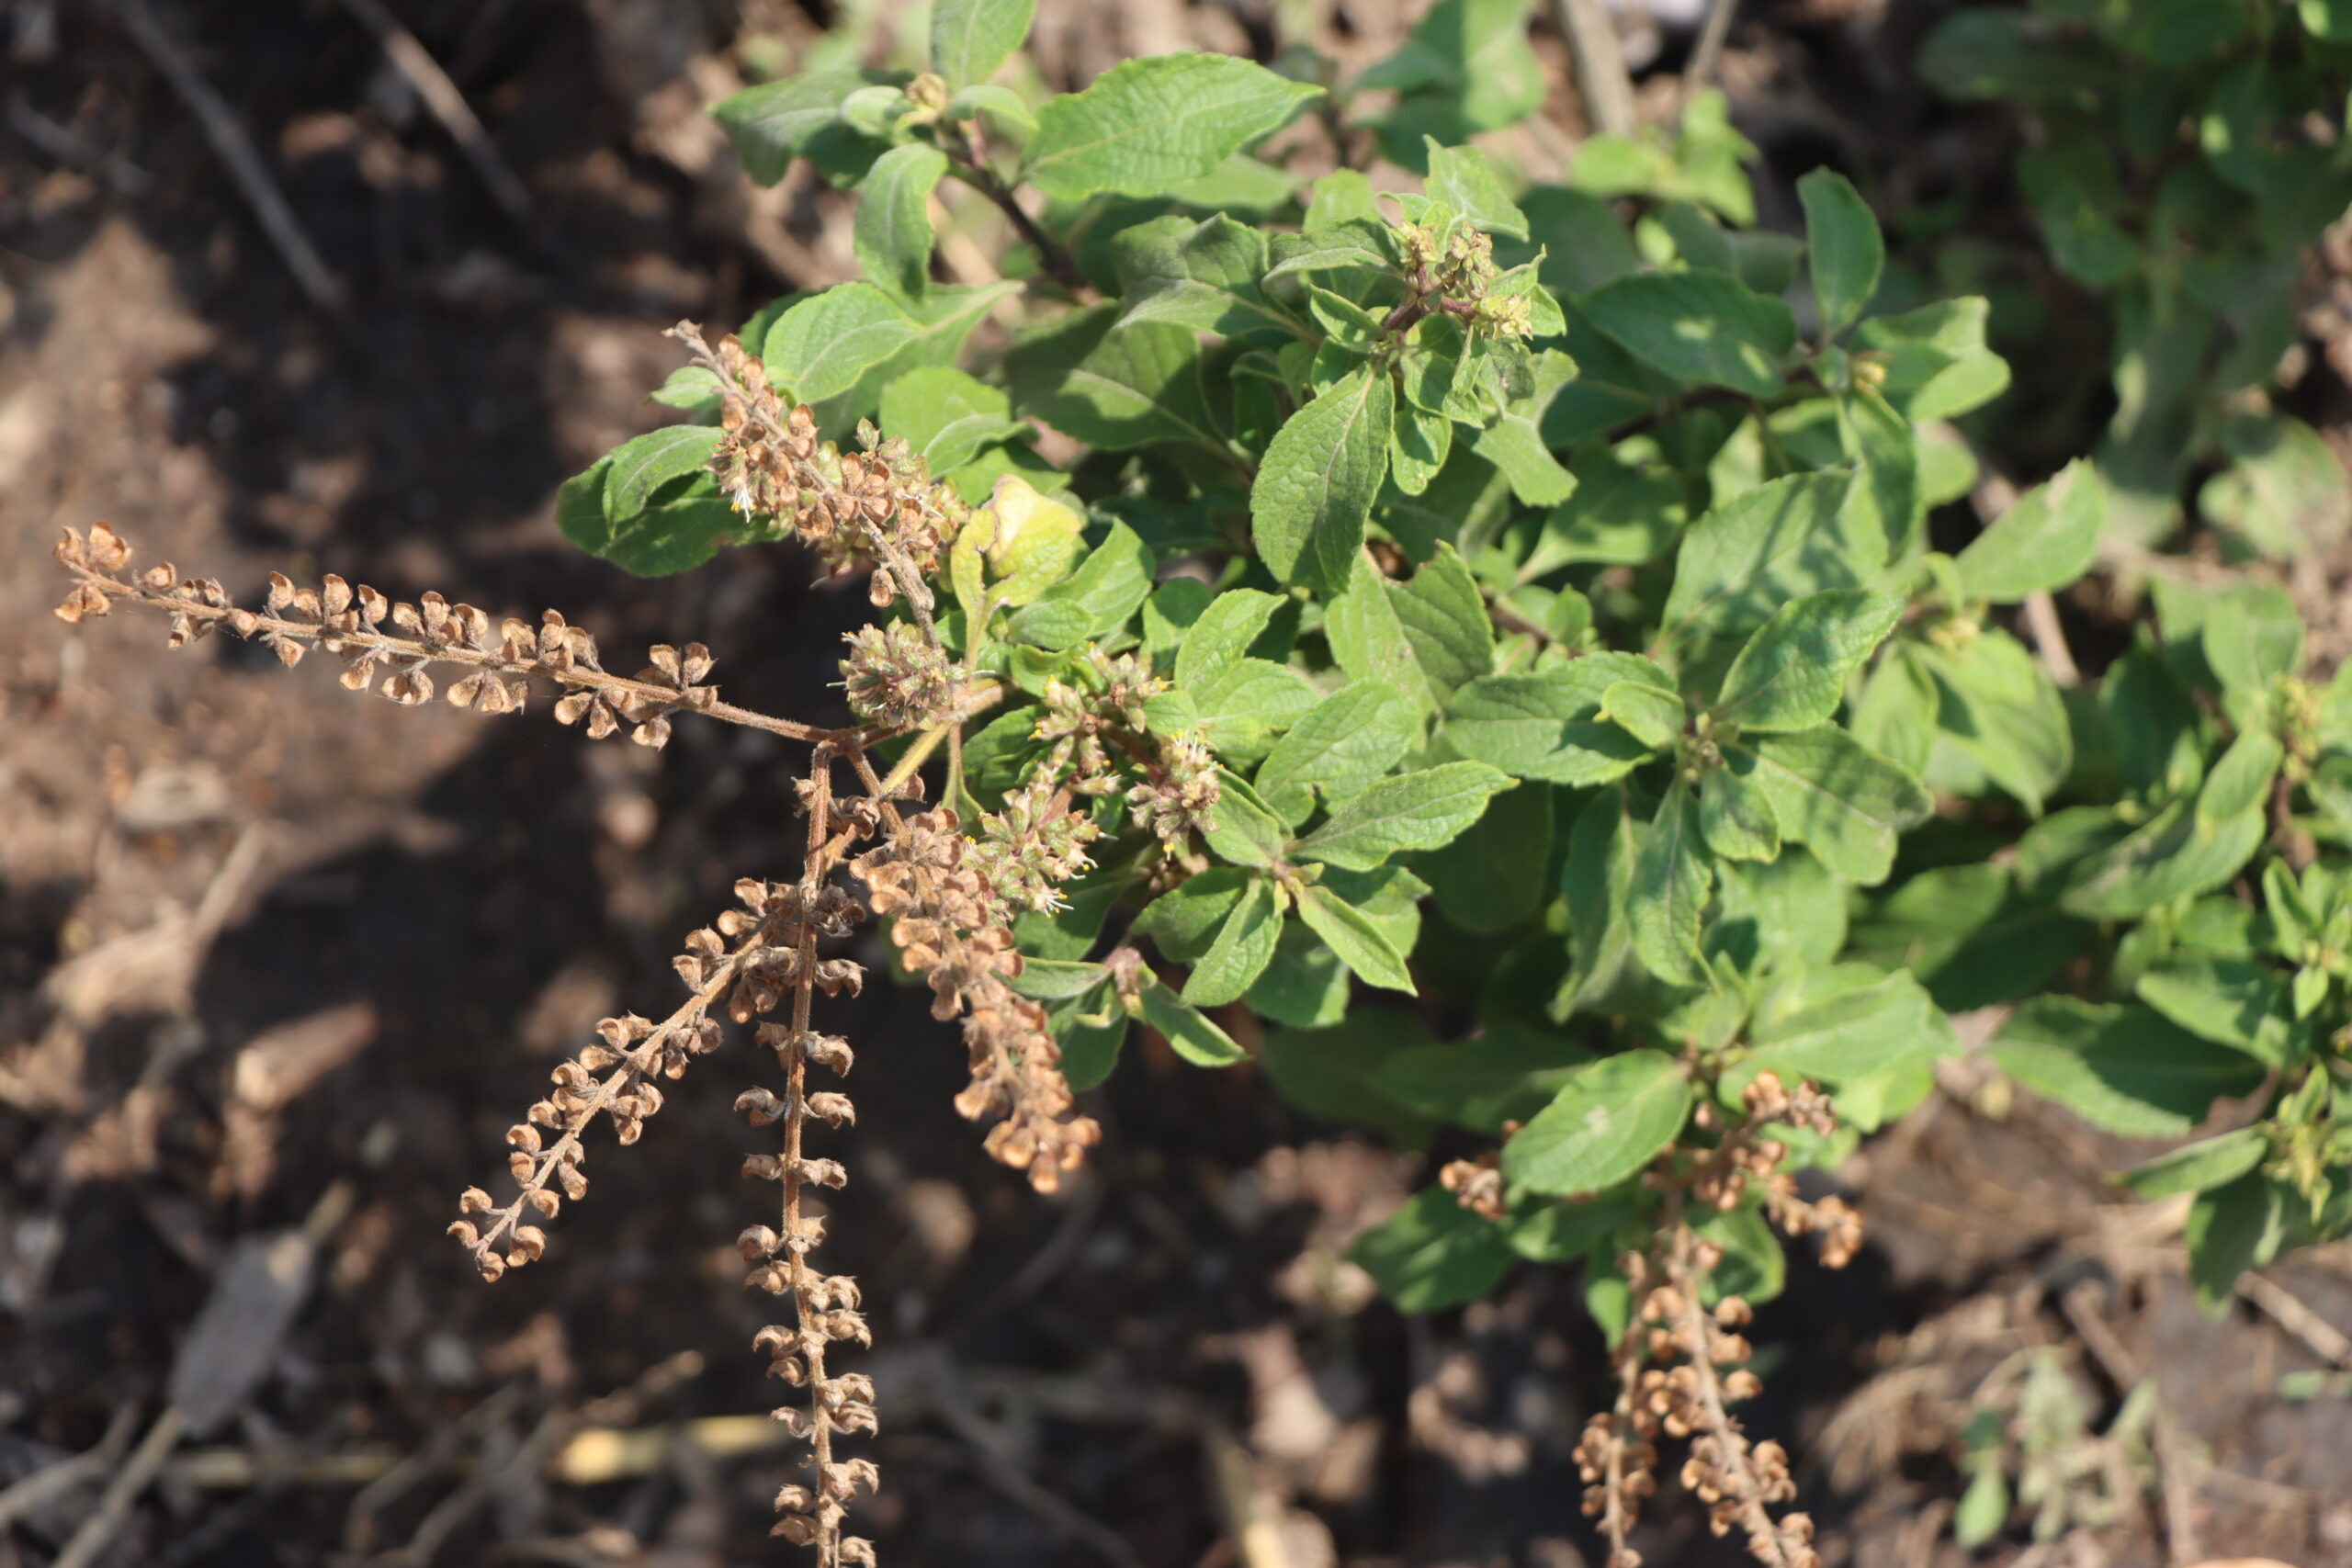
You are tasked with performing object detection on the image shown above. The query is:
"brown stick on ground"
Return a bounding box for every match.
[101,0,345,310]
[329,0,538,233]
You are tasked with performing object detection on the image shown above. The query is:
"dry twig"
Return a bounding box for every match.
[99,0,343,310]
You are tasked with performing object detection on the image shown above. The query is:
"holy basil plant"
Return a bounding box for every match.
[542,2,2352,1559]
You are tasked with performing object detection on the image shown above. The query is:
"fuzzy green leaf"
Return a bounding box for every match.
[1735,728,1930,886]
[1659,471,1867,638]
[1252,366,1395,592]
[2120,1127,2270,1200]
[1296,883,1416,992]
[1952,458,2104,604]
[931,0,1035,86]
[1255,683,1421,825]
[1182,875,1283,1007]
[1503,1049,1692,1196]
[1698,765,1781,862]
[1991,998,2267,1137]
[1444,655,1673,784]
[1204,770,1292,869]
[1349,1186,1515,1312]
[1713,591,1904,734]
[1296,761,1512,871]
[1422,139,1527,238]
[1630,779,1711,985]
[1006,308,1230,454]
[1796,168,1883,333]
[1007,522,1154,649]
[1374,1025,1596,1134]
[603,426,722,522]
[1174,589,1283,691]
[2135,956,2298,1067]
[1023,53,1322,201]
[1581,270,1796,397]
[1135,979,1250,1066]
[854,143,948,299]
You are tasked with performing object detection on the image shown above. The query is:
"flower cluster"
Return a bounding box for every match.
[679,323,965,615]
[52,524,787,750]
[1032,649,1220,852]
[1392,219,1532,339]
[856,807,1101,1191]
[841,622,965,731]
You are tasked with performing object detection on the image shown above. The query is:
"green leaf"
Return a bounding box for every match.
[1131,867,1250,962]
[1182,875,1283,1006]
[1255,683,1420,825]
[947,82,1035,132]
[1247,919,1351,1028]
[712,69,902,185]
[854,143,948,299]
[1022,53,1322,202]
[1114,215,1303,340]
[1952,458,2104,604]
[1359,0,1545,141]
[1389,544,1495,702]
[1991,998,2267,1137]
[2199,412,2352,558]
[1007,522,1154,649]
[1174,589,1283,691]
[1006,307,1229,455]
[1413,776,1551,934]
[1422,139,1528,239]
[1851,297,2011,422]
[1200,770,1290,871]
[1135,979,1250,1066]
[931,0,1035,86]
[1471,349,1581,507]
[2196,729,2283,829]
[765,281,1014,423]
[1007,957,1111,999]
[2120,1126,2270,1200]
[1699,764,1781,862]
[604,425,722,522]
[1580,270,1796,398]
[1597,682,1679,753]
[1736,727,1931,886]
[1630,779,1711,985]
[2135,956,2297,1066]
[1795,169,1883,333]
[1326,552,1430,710]
[1660,471,1867,638]
[1260,1010,1438,1142]
[1562,784,1645,1013]
[878,367,1024,475]
[1503,1048,1692,1196]
[1297,761,1512,871]
[1506,1192,1637,1263]
[1734,970,1959,1090]
[1046,995,1127,1091]
[1349,1186,1514,1312]
[1954,1464,2011,1551]
[1192,658,1321,761]
[1713,591,1904,733]
[1266,220,1398,283]
[559,457,737,578]
[1374,1025,1596,1133]
[1917,630,2073,816]
[1444,655,1671,784]
[2059,798,2267,920]
[2187,1172,2287,1315]
[1296,883,1416,992]
[1252,366,1394,592]
[1838,382,1922,559]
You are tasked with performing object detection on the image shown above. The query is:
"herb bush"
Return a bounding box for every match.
[54,0,2352,1562]
[1921,0,2352,553]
